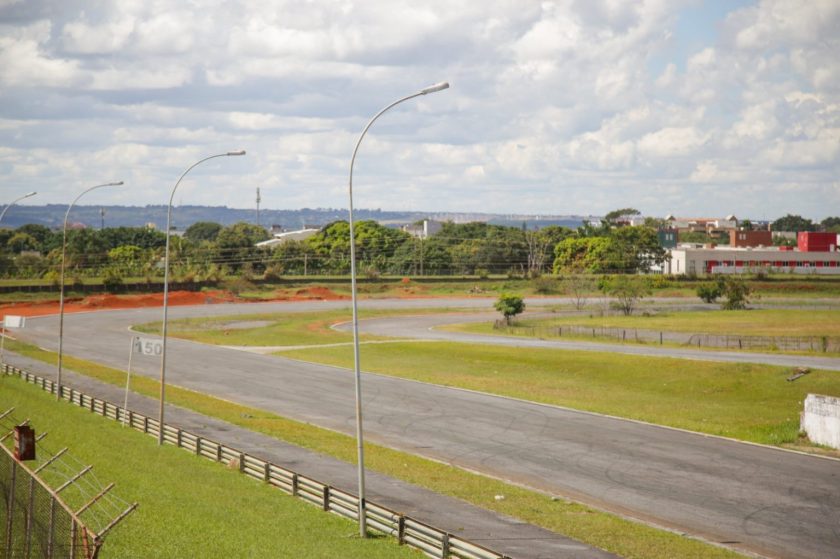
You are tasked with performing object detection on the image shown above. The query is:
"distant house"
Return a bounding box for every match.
[729,230,772,248]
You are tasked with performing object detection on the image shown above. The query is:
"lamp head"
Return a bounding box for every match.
[109,181,124,186]
[420,82,450,95]
[25,191,37,198]
[227,150,246,156]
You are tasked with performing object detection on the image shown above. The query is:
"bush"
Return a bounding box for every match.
[696,279,724,303]
[532,276,559,294]
[223,277,256,295]
[263,263,284,282]
[102,269,124,293]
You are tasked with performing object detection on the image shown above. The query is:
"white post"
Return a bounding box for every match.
[158,151,246,445]
[347,82,449,536]
[123,337,136,427]
[57,182,123,400]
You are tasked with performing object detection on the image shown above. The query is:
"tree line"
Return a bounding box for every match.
[3,210,836,282]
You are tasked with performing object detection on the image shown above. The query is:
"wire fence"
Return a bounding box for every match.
[1,363,512,559]
[494,322,840,353]
[0,441,96,559]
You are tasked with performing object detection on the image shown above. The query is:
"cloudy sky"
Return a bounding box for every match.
[1,0,838,220]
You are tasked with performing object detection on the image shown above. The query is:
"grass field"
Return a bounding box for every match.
[1,340,745,559]
[491,308,840,337]
[133,308,462,347]
[279,341,839,446]
[0,378,417,559]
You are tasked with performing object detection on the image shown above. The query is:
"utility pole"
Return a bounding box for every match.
[256,187,261,227]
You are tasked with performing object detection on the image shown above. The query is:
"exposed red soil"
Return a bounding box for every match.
[0,286,350,319]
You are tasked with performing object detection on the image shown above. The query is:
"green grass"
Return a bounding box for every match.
[279,341,840,446]
[2,339,745,559]
[0,377,417,559]
[133,308,464,347]
[498,309,840,337]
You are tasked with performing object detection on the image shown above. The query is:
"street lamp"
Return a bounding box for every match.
[0,191,37,224]
[347,82,449,536]
[57,182,123,399]
[158,150,246,445]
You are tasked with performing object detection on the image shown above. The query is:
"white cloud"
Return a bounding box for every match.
[0,0,838,219]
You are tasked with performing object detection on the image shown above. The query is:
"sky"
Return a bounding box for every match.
[0,0,838,220]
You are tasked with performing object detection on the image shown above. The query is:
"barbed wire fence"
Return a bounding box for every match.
[0,408,137,559]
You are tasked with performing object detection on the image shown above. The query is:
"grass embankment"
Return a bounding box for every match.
[0,378,416,559]
[493,309,840,338]
[280,342,839,446]
[1,338,743,559]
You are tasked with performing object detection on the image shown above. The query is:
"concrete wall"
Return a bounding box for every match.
[801,394,840,449]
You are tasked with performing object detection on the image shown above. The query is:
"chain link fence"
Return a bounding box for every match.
[1,444,96,559]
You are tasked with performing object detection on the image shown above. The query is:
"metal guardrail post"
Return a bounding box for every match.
[398,515,406,544]
[323,486,331,511]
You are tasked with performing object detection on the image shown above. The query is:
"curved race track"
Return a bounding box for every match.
[12,297,840,559]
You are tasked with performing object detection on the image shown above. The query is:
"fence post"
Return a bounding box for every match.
[47,498,56,559]
[24,477,35,557]
[239,453,245,473]
[263,463,270,483]
[660,332,663,345]
[323,486,330,512]
[215,444,222,463]
[195,437,202,456]
[4,460,17,558]
[143,417,148,433]
[398,516,406,545]
[291,473,299,496]
[176,429,182,448]
[738,338,742,349]
[441,533,450,558]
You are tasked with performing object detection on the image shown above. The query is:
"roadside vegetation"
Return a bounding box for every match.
[472,308,840,338]
[1,338,745,559]
[0,378,417,559]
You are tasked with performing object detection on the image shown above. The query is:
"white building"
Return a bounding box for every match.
[401,219,443,239]
[255,227,320,248]
[666,246,840,275]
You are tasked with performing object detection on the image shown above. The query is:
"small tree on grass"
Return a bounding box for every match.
[603,275,651,316]
[721,277,751,310]
[495,293,525,325]
[696,277,725,303]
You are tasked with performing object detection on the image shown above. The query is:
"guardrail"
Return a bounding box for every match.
[1,363,511,559]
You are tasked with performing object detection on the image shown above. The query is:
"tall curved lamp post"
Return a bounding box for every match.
[158,150,246,445]
[0,191,37,224]
[57,182,123,399]
[347,82,449,536]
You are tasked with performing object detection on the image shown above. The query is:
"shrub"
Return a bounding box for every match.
[696,280,724,303]
[532,276,559,294]
[721,277,751,310]
[102,268,124,293]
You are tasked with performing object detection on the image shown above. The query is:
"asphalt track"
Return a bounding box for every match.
[11,297,840,559]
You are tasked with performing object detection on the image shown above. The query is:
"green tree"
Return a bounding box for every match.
[185,221,224,243]
[603,275,651,316]
[494,293,525,325]
[6,232,40,253]
[721,277,751,310]
[696,277,725,303]
[603,208,640,227]
[215,222,271,272]
[771,214,815,232]
[821,216,840,233]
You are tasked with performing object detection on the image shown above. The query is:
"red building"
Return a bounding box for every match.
[729,230,772,247]
[797,232,838,252]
